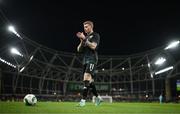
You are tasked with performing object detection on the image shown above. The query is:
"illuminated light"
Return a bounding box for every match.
[165,40,180,50]
[150,73,153,78]
[20,66,25,72]
[29,55,34,61]
[155,57,166,65]
[8,25,22,38]
[0,57,17,68]
[155,66,173,75]
[10,47,23,57]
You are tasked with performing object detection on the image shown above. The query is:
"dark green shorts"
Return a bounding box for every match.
[83,63,96,77]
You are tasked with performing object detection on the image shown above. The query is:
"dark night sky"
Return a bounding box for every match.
[1,0,180,55]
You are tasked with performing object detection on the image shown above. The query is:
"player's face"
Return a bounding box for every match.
[84,24,92,34]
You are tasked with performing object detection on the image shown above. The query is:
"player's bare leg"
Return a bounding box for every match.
[78,73,91,107]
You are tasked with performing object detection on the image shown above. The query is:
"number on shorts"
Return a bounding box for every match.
[89,64,94,71]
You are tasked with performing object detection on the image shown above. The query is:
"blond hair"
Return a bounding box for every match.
[83,20,94,28]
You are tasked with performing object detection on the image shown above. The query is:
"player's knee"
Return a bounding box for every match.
[84,80,90,88]
[84,73,92,80]
[84,72,91,77]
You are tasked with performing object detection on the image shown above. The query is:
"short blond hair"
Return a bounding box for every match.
[83,20,94,28]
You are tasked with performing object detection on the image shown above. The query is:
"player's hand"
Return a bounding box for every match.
[76,32,86,40]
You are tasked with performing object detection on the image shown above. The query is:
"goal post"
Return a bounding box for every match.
[92,96,113,103]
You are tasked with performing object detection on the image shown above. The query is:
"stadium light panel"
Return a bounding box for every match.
[10,47,23,57]
[0,57,17,68]
[19,66,25,72]
[155,66,173,75]
[150,73,153,78]
[8,25,22,39]
[155,57,166,65]
[29,55,34,61]
[165,40,180,50]
[18,55,34,73]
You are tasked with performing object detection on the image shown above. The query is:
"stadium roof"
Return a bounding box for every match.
[0,0,180,55]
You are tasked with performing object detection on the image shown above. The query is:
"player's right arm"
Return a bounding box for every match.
[76,32,86,52]
[77,39,84,52]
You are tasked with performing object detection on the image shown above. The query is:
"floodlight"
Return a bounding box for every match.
[0,57,17,68]
[155,66,173,75]
[165,40,180,50]
[8,25,22,39]
[10,47,23,57]
[155,57,166,65]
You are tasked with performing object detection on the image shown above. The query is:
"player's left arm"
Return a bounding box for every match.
[85,41,97,50]
[85,34,100,50]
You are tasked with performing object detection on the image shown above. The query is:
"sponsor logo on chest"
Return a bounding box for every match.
[88,35,93,40]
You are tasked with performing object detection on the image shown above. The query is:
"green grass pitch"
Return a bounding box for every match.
[0,101,180,114]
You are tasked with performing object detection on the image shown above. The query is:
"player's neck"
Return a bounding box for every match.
[87,31,93,35]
